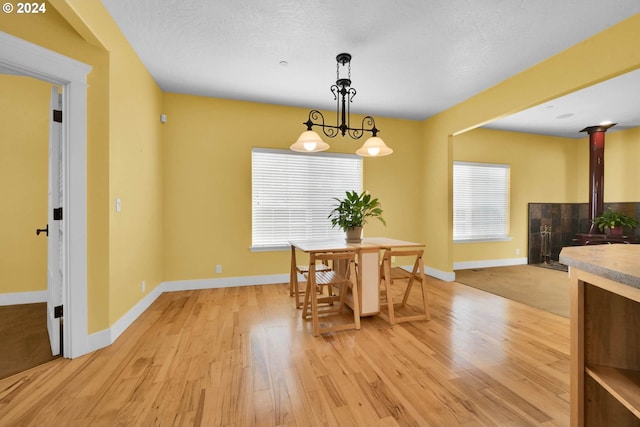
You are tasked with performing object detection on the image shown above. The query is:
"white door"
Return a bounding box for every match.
[47,86,64,356]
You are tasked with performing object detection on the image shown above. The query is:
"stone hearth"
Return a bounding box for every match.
[528,201,640,264]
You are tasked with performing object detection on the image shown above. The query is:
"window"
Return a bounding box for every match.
[251,148,362,250]
[453,161,510,242]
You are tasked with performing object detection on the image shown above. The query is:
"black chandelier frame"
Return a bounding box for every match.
[302,53,380,140]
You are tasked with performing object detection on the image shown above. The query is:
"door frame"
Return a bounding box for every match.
[0,31,92,358]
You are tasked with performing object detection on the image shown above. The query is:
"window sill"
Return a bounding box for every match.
[454,237,513,244]
[250,245,290,252]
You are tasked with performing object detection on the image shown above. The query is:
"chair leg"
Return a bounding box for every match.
[401,260,421,306]
[289,247,297,297]
[420,277,431,321]
[295,279,308,309]
[311,279,320,337]
[418,258,431,321]
[401,276,414,307]
[349,263,361,330]
[301,279,312,320]
[383,260,396,325]
[290,248,307,309]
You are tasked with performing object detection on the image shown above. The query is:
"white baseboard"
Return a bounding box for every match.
[85,273,288,354]
[86,284,164,354]
[453,257,528,271]
[424,267,456,282]
[162,273,290,292]
[84,262,464,355]
[0,290,47,306]
[86,328,111,354]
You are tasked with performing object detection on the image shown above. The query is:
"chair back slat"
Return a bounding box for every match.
[312,251,357,263]
[381,249,423,260]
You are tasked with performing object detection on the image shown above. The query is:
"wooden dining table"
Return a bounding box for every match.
[289,237,425,316]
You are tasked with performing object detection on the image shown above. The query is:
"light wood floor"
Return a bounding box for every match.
[0,278,570,427]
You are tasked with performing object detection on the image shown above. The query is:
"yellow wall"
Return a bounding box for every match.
[452,125,640,265]
[1,1,164,332]
[161,93,424,281]
[568,127,640,204]
[452,128,582,263]
[421,14,640,273]
[57,0,165,328]
[2,1,112,331]
[599,127,640,202]
[0,76,51,293]
[1,3,639,340]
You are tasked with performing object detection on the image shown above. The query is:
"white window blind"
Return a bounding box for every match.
[453,161,510,241]
[252,148,362,250]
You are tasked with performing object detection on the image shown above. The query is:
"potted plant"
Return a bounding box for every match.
[592,207,639,236]
[328,190,386,242]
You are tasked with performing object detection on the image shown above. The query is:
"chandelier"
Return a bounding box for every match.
[290,53,393,157]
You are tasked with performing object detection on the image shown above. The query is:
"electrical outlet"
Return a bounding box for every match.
[216,264,222,274]
[141,280,146,293]
[516,248,520,255]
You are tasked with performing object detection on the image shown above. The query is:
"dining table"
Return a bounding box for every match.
[289,237,425,316]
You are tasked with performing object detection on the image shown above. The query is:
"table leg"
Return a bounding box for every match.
[358,247,381,316]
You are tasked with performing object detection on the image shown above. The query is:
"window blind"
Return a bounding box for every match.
[252,148,362,249]
[453,161,510,241]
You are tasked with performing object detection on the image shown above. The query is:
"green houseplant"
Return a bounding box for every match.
[328,190,386,242]
[592,207,639,235]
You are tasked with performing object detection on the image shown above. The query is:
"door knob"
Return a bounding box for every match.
[36,224,49,236]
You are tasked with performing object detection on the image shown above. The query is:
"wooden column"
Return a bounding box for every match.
[580,123,615,234]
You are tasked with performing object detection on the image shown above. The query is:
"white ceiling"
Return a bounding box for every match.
[100,0,640,139]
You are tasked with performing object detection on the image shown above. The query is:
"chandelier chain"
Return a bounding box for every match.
[336,56,352,82]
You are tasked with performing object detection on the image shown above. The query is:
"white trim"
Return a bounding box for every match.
[454,237,513,243]
[87,285,165,354]
[396,264,456,282]
[0,31,92,359]
[424,266,456,282]
[83,262,459,354]
[453,257,528,271]
[0,32,90,83]
[106,284,164,349]
[454,160,510,169]
[253,146,359,160]
[85,328,111,354]
[85,274,289,353]
[0,291,48,306]
[162,274,290,292]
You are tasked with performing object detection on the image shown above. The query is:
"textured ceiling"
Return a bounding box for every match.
[100,0,640,138]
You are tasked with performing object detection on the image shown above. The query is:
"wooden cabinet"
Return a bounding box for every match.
[560,245,640,427]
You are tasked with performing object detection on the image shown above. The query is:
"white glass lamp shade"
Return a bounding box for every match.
[356,136,393,157]
[290,130,330,153]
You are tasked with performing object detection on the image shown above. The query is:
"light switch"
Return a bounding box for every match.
[116,198,121,212]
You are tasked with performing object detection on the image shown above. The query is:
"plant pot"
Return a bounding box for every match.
[607,226,624,236]
[346,226,363,243]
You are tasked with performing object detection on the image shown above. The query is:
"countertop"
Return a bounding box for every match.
[559,244,640,289]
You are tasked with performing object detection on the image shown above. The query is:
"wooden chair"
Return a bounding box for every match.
[378,249,430,324]
[301,251,361,336]
[289,246,332,309]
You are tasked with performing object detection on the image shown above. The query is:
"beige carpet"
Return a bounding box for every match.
[454,264,570,317]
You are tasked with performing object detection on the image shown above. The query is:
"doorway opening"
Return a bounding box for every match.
[0,31,91,359]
